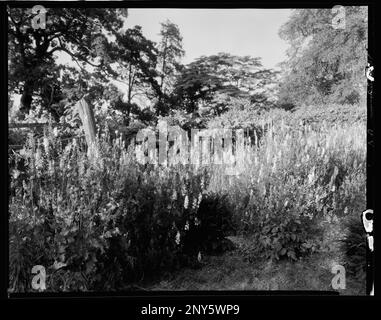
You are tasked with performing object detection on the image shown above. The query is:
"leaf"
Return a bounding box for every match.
[52,260,67,270]
[287,250,297,260]
[303,242,312,249]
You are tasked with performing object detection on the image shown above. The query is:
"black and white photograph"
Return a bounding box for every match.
[5,1,374,299]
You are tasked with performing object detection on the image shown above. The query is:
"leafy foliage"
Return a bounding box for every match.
[8,127,235,291]
[278,7,368,106]
[172,53,278,115]
[8,7,368,292]
[340,217,367,282]
[155,20,185,116]
[209,104,366,262]
[8,8,126,115]
[181,193,235,256]
[107,26,160,125]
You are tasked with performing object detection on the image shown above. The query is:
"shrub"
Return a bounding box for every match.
[8,126,236,291]
[105,165,208,283]
[8,102,367,290]
[340,217,367,283]
[212,114,366,262]
[208,102,366,133]
[290,104,367,127]
[9,128,126,291]
[181,193,235,256]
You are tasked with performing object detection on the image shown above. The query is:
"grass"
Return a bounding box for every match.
[147,236,365,295]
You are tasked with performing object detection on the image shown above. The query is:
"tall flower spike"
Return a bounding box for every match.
[175,231,181,245]
[184,195,189,209]
[192,197,198,209]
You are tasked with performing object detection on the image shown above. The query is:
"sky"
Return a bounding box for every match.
[124,9,292,69]
[53,9,292,70]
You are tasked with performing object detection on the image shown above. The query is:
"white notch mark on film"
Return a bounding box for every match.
[366,64,374,82]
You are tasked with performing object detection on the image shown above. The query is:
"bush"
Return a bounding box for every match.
[181,193,235,256]
[9,128,125,291]
[211,113,366,262]
[105,165,208,284]
[290,104,367,127]
[340,217,367,282]
[233,173,324,262]
[208,102,366,133]
[8,102,367,290]
[255,212,322,261]
[8,126,236,291]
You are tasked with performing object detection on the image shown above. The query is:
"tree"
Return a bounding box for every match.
[172,53,278,116]
[8,7,127,116]
[155,20,185,115]
[106,26,160,126]
[278,7,368,106]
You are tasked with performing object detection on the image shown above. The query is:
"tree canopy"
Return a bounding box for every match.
[8,7,367,132]
[172,53,278,116]
[278,7,368,106]
[8,7,128,118]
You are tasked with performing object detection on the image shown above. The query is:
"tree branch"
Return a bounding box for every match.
[47,46,102,68]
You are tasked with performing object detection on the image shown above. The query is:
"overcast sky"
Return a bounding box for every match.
[125,9,292,69]
[54,9,292,70]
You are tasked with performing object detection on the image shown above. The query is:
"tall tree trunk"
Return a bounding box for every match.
[157,37,168,115]
[19,80,34,114]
